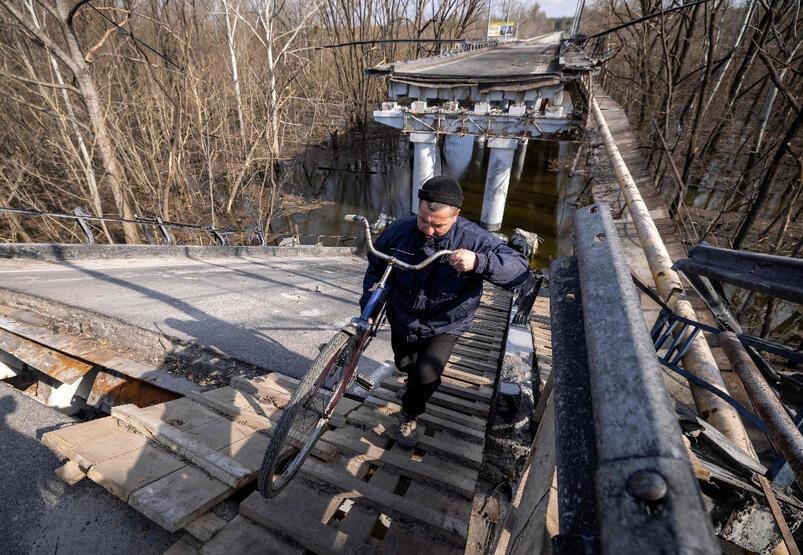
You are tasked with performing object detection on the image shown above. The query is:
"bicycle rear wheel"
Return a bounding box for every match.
[257,330,356,497]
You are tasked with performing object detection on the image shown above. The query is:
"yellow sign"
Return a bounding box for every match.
[488,21,515,38]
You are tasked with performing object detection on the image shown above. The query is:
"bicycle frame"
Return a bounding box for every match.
[347,213,453,330]
[323,214,454,409]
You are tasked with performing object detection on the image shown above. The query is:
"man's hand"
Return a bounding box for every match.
[449,249,478,272]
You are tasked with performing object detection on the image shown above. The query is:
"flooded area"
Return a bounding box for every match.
[287,127,573,269]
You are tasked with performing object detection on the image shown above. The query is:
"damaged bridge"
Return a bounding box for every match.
[0,29,802,555]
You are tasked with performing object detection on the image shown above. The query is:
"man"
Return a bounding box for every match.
[360,175,529,448]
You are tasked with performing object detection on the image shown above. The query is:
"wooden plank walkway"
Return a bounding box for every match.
[42,285,514,554]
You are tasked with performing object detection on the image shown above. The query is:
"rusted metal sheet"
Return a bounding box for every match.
[87,370,178,412]
[0,327,93,384]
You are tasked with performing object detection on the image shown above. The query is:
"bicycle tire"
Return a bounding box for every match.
[257,330,354,497]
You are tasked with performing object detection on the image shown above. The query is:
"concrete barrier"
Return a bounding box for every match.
[0,243,357,261]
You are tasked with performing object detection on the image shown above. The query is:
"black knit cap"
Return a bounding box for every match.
[418,175,464,208]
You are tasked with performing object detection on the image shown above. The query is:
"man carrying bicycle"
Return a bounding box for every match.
[360,175,529,448]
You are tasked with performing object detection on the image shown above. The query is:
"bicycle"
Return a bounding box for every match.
[257,214,454,498]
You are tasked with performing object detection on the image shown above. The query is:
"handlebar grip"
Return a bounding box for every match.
[344,214,359,222]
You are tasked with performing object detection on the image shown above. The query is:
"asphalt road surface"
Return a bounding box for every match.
[0,382,180,553]
[0,255,394,380]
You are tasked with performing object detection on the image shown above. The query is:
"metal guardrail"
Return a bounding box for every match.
[0,206,357,247]
[549,203,718,553]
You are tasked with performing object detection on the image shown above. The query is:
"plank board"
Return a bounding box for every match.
[381,374,493,404]
[201,515,305,555]
[87,443,186,501]
[111,404,253,488]
[368,387,487,431]
[362,395,486,440]
[187,388,337,462]
[128,465,232,532]
[42,417,149,469]
[346,407,483,468]
[301,456,470,540]
[239,480,369,555]
[321,425,478,498]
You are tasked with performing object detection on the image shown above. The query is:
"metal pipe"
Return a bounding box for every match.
[720,332,803,487]
[590,97,755,454]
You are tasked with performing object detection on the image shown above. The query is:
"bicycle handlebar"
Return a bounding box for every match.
[344,214,453,270]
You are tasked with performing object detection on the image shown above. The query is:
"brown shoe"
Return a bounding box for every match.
[396,412,418,449]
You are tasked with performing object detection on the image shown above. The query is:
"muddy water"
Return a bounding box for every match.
[288,130,569,269]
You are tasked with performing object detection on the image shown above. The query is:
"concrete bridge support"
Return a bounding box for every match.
[480,138,519,231]
[410,132,439,214]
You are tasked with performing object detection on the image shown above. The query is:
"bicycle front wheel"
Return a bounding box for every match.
[257,330,355,497]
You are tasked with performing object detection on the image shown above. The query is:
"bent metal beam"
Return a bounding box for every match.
[590,97,755,454]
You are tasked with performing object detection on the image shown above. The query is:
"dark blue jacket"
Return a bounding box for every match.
[360,216,529,343]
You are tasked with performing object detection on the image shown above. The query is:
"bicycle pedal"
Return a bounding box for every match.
[354,373,374,390]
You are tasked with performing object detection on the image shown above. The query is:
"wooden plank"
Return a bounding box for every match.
[164,534,201,555]
[111,404,252,488]
[452,343,500,361]
[447,355,498,373]
[443,365,494,386]
[239,482,363,555]
[757,474,801,555]
[230,375,360,427]
[184,511,227,543]
[140,398,221,431]
[440,375,494,401]
[337,503,379,546]
[54,460,86,485]
[201,515,305,555]
[382,374,493,403]
[128,465,232,532]
[346,407,483,468]
[302,457,470,540]
[187,389,337,462]
[186,388,281,433]
[321,426,477,498]
[368,388,487,430]
[376,379,489,417]
[42,417,148,469]
[691,416,767,476]
[363,395,486,440]
[87,443,186,501]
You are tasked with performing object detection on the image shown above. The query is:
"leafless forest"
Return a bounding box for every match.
[0,0,562,244]
[584,0,801,340]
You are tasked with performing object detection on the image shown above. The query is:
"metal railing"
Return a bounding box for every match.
[0,206,357,248]
[547,203,719,553]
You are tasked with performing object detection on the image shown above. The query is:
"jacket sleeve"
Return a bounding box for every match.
[473,234,530,289]
[359,229,390,312]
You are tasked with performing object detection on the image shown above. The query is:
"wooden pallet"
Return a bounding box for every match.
[210,285,512,554]
[44,285,513,554]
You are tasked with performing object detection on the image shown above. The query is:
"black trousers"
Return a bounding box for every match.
[391,333,459,417]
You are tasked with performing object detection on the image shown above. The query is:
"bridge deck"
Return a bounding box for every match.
[39,286,513,554]
[0,254,392,382]
[388,43,560,83]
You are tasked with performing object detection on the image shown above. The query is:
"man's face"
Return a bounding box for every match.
[417,202,459,239]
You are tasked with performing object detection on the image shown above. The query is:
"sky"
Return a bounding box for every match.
[539,0,580,17]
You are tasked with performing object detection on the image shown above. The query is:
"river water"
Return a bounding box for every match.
[287,128,571,269]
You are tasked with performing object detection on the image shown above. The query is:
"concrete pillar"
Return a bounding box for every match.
[514,138,529,181]
[443,134,475,179]
[481,138,519,231]
[410,132,438,214]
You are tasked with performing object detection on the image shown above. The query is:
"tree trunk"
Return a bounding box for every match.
[733,105,803,248]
